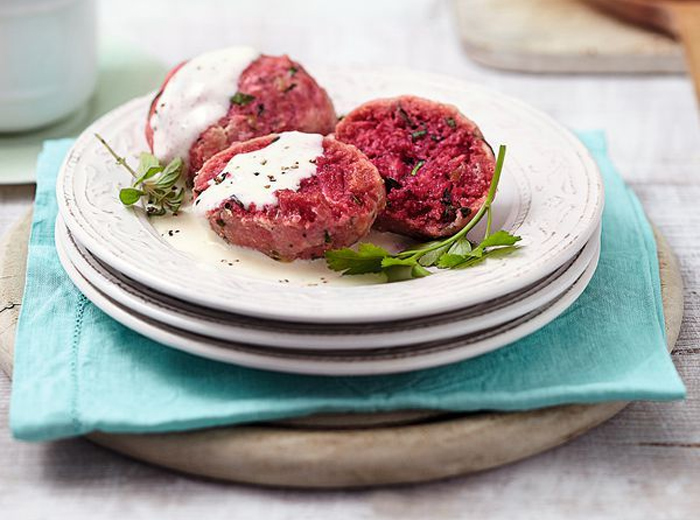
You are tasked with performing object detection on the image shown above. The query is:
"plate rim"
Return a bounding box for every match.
[55,220,601,376]
[57,216,601,350]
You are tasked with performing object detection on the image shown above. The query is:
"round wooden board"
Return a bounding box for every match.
[0,212,683,488]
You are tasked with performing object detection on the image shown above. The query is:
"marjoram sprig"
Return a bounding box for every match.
[95,134,185,217]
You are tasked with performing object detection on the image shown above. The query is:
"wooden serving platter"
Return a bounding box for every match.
[453,0,685,73]
[0,212,683,488]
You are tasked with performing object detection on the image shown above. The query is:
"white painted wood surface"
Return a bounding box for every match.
[0,0,699,518]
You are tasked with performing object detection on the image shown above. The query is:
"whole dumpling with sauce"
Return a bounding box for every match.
[193,132,386,261]
[145,47,337,180]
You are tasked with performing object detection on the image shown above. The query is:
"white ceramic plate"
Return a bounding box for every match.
[55,224,600,375]
[57,217,600,350]
[56,68,604,323]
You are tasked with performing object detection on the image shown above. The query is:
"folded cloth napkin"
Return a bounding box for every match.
[10,132,685,442]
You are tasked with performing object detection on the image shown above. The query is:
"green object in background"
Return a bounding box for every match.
[0,38,167,185]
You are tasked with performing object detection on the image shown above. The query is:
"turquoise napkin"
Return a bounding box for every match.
[10,132,685,442]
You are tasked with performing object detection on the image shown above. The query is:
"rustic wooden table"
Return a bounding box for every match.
[1,1,699,518]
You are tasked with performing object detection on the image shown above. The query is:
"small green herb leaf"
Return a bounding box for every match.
[155,158,184,189]
[469,231,521,258]
[410,160,425,176]
[136,166,163,185]
[454,245,520,269]
[358,243,391,256]
[411,129,427,140]
[381,256,417,268]
[418,243,450,267]
[231,92,255,106]
[324,144,521,283]
[137,153,161,177]
[437,253,467,269]
[411,264,432,278]
[168,187,186,207]
[325,243,390,275]
[119,187,145,206]
[447,236,473,256]
[480,230,522,248]
[96,135,185,217]
[384,265,416,283]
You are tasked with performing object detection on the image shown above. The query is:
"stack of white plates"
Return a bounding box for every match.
[55,69,604,376]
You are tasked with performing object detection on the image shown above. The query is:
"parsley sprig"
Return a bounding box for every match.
[95,134,185,216]
[325,145,521,282]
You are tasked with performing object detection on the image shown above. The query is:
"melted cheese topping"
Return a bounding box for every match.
[149,46,260,165]
[194,131,324,214]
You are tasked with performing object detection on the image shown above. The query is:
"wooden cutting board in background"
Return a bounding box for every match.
[453,0,685,73]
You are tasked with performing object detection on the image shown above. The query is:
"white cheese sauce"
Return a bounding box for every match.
[194,131,324,214]
[150,203,413,287]
[149,46,260,166]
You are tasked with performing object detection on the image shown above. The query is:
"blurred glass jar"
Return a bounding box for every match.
[0,0,97,132]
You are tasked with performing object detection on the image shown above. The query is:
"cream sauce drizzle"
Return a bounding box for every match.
[194,132,323,214]
[149,46,259,166]
[150,203,413,287]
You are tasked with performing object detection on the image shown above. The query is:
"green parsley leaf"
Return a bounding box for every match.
[325,243,390,275]
[411,263,432,278]
[384,265,414,282]
[470,231,522,258]
[324,144,521,283]
[358,243,391,257]
[418,243,450,267]
[454,245,520,269]
[480,230,522,248]
[436,253,467,269]
[381,256,417,268]
[447,236,473,255]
